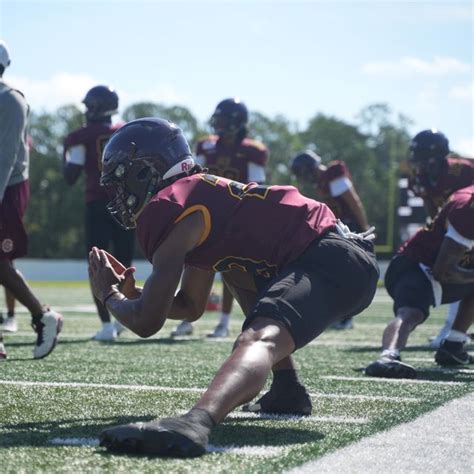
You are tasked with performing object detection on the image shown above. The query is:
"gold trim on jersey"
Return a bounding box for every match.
[174,205,211,246]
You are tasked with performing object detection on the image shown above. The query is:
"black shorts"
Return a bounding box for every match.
[85,200,135,267]
[242,232,379,349]
[385,255,474,319]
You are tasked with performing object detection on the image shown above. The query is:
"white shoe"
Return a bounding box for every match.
[207,323,229,338]
[0,335,6,361]
[33,310,63,359]
[2,317,18,333]
[170,321,193,337]
[114,320,125,336]
[93,323,117,342]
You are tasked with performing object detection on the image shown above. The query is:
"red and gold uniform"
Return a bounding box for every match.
[137,173,379,349]
[195,136,268,183]
[316,161,358,228]
[63,122,122,203]
[410,155,474,211]
[386,185,474,317]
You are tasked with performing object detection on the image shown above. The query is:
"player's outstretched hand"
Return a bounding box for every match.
[88,247,122,303]
[101,250,140,299]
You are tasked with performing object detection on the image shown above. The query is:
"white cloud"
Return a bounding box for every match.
[454,137,474,158]
[362,56,471,77]
[449,82,474,102]
[6,72,187,112]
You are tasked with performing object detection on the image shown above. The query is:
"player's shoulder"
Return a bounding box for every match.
[325,160,350,178]
[0,81,27,109]
[447,185,474,206]
[196,135,218,153]
[64,125,89,146]
[241,137,268,152]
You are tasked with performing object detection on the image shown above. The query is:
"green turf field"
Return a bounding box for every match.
[0,283,472,473]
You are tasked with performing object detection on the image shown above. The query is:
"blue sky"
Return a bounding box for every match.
[1,0,473,155]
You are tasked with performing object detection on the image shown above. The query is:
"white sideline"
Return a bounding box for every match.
[49,438,285,456]
[226,412,369,424]
[0,380,421,404]
[290,393,474,473]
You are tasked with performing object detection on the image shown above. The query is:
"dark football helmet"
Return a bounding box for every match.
[101,118,195,229]
[409,129,449,186]
[83,85,119,122]
[290,150,322,181]
[210,98,248,139]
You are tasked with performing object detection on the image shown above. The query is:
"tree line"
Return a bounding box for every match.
[26,102,413,259]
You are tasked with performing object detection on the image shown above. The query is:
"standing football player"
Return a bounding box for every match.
[365,185,474,379]
[0,39,63,360]
[291,149,370,329]
[63,85,135,342]
[170,98,269,338]
[88,118,378,456]
[409,129,474,348]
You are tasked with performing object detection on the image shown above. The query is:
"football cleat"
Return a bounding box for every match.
[32,310,63,359]
[100,417,209,457]
[206,323,229,338]
[0,336,6,360]
[2,316,18,333]
[242,385,312,416]
[365,356,417,379]
[92,323,117,342]
[170,321,193,338]
[435,340,473,366]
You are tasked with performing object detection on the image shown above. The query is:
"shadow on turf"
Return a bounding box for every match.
[1,415,324,455]
[345,345,441,354]
[353,366,474,382]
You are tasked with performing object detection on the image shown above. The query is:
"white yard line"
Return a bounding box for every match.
[290,393,474,473]
[225,411,369,424]
[322,375,466,386]
[309,392,422,403]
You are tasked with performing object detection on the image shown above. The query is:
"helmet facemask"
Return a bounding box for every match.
[102,157,160,230]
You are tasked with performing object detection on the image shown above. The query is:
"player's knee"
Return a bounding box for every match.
[234,327,278,354]
[397,306,426,328]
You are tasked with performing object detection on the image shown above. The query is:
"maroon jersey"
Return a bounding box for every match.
[137,173,336,278]
[410,155,474,210]
[316,161,357,227]
[400,185,474,268]
[63,122,122,203]
[196,135,268,183]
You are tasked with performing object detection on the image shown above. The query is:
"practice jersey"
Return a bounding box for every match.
[137,173,336,278]
[63,122,122,203]
[316,161,356,227]
[195,135,268,183]
[400,185,474,268]
[410,155,474,210]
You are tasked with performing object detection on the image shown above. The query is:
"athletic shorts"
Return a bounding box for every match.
[242,232,379,349]
[85,199,135,267]
[0,180,30,261]
[385,254,474,319]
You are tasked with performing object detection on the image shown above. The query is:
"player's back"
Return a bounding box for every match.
[137,173,336,276]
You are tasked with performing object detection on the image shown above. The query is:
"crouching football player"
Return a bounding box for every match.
[366,185,474,379]
[88,118,379,457]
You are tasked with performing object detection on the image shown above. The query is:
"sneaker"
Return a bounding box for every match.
[93,323,117,342]
[365,356,416,379]
[2,316,18,333]
[114,320,125,336]
[206,323,229,338]
[32,310,63,359]
[330,318,354,330]
[242,385,312,416]
[0,336,6,360]
[435,340,473,366]
[170,321,193,338]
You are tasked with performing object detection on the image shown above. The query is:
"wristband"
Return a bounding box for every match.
[103,288,120,306]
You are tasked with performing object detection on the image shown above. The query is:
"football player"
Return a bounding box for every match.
[291,150,370,329]
[0,39,63,360]
[409,129,474,348]
[63,85,135,342]
[88,118,379,457]
[170,98,269,339]
[366,185,474,379]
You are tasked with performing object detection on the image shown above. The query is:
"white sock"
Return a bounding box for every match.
[381,349,400,359]
[445,330,468,343]
[103,322,114,329]
[219,313,230,327]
